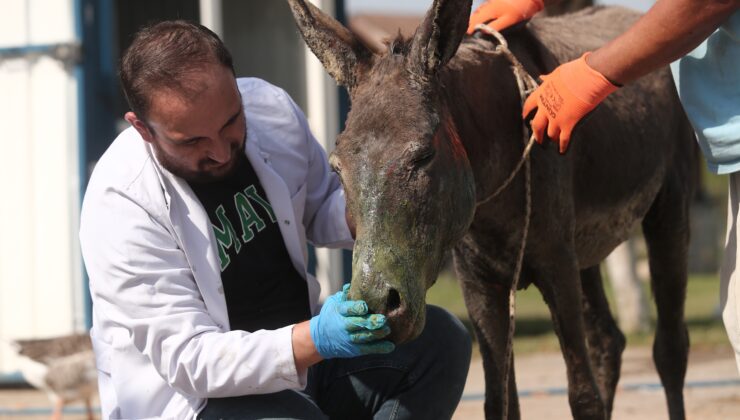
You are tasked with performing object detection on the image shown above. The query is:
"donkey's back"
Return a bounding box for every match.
[459,6,698,267]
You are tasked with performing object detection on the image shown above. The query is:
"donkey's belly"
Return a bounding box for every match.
[572,158,666,269]
[566,70,677,268]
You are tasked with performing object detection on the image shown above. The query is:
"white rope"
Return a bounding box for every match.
[473,23,539,418]
[475,24,539,207]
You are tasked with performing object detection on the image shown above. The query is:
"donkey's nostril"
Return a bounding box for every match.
[387,289,401,312]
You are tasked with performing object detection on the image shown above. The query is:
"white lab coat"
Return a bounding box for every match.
[80,78,353,419]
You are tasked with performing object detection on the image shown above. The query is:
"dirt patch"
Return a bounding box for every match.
[455,344,740,419]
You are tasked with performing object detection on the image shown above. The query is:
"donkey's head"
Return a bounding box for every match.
[289,0,476,343]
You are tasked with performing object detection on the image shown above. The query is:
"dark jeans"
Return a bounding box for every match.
[198,305,472,420]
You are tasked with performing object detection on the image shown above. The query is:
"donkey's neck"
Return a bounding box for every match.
[438,36,535,204]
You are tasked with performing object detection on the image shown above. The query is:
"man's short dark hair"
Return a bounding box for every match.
[119,20,235,119]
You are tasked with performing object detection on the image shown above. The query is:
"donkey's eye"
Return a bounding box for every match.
[411,149,435,167]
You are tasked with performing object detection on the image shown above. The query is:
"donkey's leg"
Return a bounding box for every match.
[642,190,690,420]
[536,257,606,420]
[462,281,520,420]
[454,250,520,420]
[580,265,626,418]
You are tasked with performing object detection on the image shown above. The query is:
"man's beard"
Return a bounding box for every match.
[154,137,246,184]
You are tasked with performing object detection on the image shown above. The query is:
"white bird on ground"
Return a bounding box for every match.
[12,333,97,420]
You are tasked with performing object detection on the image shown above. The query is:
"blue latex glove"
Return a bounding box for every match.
[309,284,395,359]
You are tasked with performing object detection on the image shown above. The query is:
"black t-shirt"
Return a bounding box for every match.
[189,154,311,332]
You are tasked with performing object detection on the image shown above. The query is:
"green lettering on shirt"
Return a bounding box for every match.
[244,185,277,223]
[235,191,266,243]
[213,205,242,271]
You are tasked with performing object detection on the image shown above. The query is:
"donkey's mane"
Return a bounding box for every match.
[385,32,411,56]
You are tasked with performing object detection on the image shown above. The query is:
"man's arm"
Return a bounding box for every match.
[516,0,739,152]
[470,0,738,83]
[292,321,323,373]
[588,0,739,85]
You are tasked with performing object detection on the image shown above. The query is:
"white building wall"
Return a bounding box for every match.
[0,0,83,375]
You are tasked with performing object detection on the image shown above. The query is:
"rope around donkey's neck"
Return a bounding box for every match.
[475,25,539,207]
[473,23,539,419]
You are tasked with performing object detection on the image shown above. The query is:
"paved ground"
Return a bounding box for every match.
[1,345,738,419]
[455,344,740,420]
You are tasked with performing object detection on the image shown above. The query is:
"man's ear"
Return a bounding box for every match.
[125,112,155,143]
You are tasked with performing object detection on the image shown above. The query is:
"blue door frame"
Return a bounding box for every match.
[76,0,119,330]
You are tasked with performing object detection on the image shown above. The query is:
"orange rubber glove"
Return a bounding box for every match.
[467,0,544,34]
[522,53,619,154]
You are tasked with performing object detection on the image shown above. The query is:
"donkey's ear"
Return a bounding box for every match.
[287,0,372,90]
[409,0,473,77]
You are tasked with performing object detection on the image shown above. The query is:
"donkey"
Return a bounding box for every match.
[288,1,698,419]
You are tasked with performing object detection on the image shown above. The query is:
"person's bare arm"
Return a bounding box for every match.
[588,0,739,85]
[292,321,323,373]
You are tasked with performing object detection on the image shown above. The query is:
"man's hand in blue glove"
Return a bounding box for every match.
[309,284,395,359]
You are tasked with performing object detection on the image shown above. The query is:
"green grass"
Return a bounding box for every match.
[701,161,729,201]
[426,270,729,354]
